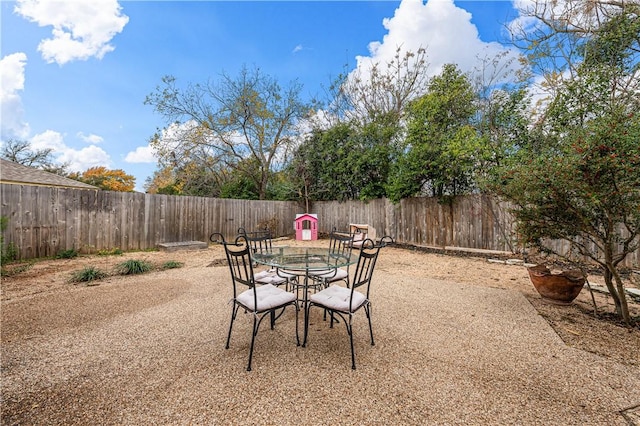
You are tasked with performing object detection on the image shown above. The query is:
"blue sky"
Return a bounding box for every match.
[1,0,520,191]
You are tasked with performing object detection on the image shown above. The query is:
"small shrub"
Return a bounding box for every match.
[161,260,183,270]
[70,266,108,284]
[97,247,123,256]
[117,259,152,275]
[1,262,33,277]
[56,248,79,259]
[1,241,18,264]
[1,216,19,264]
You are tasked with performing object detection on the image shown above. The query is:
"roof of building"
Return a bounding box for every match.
[0,158,99,190]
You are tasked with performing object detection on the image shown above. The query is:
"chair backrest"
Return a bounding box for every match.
[238,227,273,255]
[351,238,382,297]
[220,235,256,298]
[327,228,355,264]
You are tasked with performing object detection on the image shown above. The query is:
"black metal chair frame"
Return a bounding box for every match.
[211,233,299,371]
[237,227,292,290]
[304,237,392,369]
[308,228,355,289]
[237,227,274,255]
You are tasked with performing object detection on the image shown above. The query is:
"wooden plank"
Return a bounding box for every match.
[158,241,207,251]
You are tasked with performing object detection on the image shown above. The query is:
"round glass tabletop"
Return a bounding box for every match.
[253,246,354,271]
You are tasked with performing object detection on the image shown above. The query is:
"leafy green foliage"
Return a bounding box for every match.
[492,2,640,324]
[161,261,183,270]
[1,216,18,265]
[117,259,153,275]
[145,66,313,199]
[70,266,108,284]
[388,64,486,202]
[290,121,396,202]
[56,248,79,259]
[97,248,124,256]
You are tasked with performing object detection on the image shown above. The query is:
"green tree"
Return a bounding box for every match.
[494,1,640,324]
[510,0,640,112]
[471,50,533,177]
[145,65,312,200]
[387,64,486,202]
[290,121,394,204]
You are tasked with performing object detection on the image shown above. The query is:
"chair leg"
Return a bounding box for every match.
[294,302,300,346]
[247,315,259,372]
[303,302,311,347]
[365,304,375,346]
[226,304,239,349]
[347,316,356,370]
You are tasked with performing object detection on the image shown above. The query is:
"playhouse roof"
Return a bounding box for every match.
[295,213,317,221]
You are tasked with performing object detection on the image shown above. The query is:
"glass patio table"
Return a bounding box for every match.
[253,246,356,344]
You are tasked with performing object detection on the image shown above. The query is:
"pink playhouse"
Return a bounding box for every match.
[294,213,318,241]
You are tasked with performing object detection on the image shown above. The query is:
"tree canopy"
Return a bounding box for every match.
[145,65,312,199]
[491,0,640,324]
[387,64,486,201]
[70,167,136,192]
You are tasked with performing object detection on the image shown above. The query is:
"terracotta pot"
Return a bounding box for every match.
[527,264,585,305]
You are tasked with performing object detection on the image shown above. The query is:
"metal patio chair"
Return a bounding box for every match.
[304,237,392,369]
[212,233,299,371]
[307,228,355,289]
[237,227,291,289]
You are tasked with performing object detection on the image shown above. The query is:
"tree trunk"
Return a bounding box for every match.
[610,263,631,325]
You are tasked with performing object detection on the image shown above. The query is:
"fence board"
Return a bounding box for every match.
[1,184,637,267]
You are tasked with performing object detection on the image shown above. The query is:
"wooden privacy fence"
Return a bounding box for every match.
[1,184,638,267]
[0,185,298,259]
[312,196,518,252]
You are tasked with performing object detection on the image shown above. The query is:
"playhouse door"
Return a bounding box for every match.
[302,229,311,240]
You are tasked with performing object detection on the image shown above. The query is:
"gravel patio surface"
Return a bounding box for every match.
[2,244,639,425]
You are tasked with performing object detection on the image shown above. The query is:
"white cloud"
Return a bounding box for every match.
[125,145,157,163]
[59,145,111,172]
[293,45,303,54]
[14,0,129,65]
[77,132,104,144]
[355,0,520,83]
[0,53,30,139]
[30,129,66,152]
[29,130,111,172]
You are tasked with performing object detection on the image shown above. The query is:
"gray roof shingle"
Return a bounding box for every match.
[0,159,99,190]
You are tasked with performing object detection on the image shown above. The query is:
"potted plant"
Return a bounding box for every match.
[526,264,586,305]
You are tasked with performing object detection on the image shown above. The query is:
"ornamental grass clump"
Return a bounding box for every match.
[56,248,79,259]
[117,259,153,275]
[161,260,183,270]
[70,266,108,284]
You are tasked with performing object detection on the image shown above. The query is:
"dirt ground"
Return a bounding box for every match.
[2,239,639,367]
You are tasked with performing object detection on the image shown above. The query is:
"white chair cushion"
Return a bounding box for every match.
[308,268,348,281]
[276,269,300,279]
[237,284,296,311]
[309,285,366,312]
[254,270,287,286]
